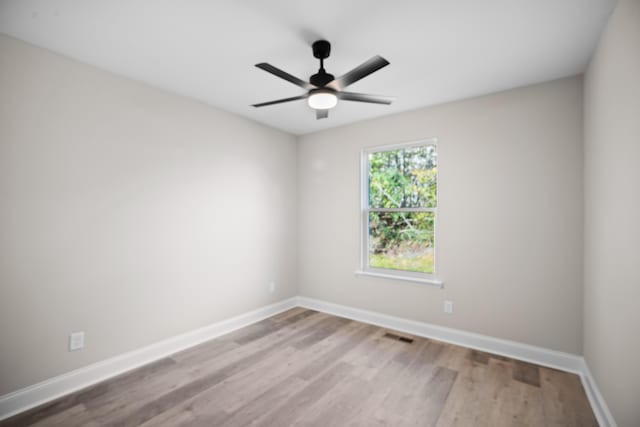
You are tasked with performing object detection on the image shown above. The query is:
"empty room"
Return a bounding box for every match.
[0,0,638,426]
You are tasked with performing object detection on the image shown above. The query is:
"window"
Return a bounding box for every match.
[359,139,441,286]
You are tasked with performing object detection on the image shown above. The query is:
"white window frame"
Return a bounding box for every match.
[356,138,443,287]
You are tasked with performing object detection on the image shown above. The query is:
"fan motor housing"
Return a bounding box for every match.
[310,71,335,87]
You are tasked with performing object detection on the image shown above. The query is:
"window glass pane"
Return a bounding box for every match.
[368,211,435,274]
[368,145,437,208]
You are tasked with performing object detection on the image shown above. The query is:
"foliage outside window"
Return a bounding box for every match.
[362,141,438,280]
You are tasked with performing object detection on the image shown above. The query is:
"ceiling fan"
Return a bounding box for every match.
[251,40,393,119]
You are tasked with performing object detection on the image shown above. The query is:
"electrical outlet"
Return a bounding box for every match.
[69,331,85,351]
[443,300,454,314]
[268,281,275,293]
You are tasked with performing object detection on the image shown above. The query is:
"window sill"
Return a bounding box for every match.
[354,270,444,288]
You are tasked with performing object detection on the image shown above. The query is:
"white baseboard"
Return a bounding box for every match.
[297,296,583,373]
[0,297,297,421]
[579,360,618,427]
[1,295,616,427]
[297,296,616,427]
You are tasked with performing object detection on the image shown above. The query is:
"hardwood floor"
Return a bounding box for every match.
[1,308,597,426]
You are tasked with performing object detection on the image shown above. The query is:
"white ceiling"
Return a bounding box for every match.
[0,0,615,135]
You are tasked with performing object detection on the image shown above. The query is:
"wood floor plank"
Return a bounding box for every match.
[481,358,517,426]
[540,367,598,427]
[342,329,393,361]
[30,404,97,427]
[371,340,449,426]
[0,357,177,427]
[291,367,372,427]
[80,311,332,425]
[470,349,491,364]
[434,343,471,373]
[169,337,240,365]
[0,310,598,427]
[183,344,301,415]
[290,315,352,350]
[346,339,430,427]
[100,314,344,426]
[290,333,420,426]
[512,360,541,387]
[407,366,458,427]
[254,361,357,426]
[216,321,376,425]
[294,323,379,381]
[140,312,365,426]
[217,320,363,414]
[434,355,489,427]
[495,378,545,427]
[271,308,320,325]
[215,377,309,427]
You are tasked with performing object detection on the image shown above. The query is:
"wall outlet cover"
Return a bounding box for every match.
[69,332,85,351]
[444,300,454,314]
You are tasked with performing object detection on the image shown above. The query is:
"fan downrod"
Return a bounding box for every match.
[310,40,334,87]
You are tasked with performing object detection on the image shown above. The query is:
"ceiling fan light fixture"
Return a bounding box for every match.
[307,89,338,110]
[252,40,392,119]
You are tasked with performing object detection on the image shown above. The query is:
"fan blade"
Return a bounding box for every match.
[326,56,390,91]
[338,92,394,105]
[316,109,329,119]
[255,63,315,90]
[252,94,308,108]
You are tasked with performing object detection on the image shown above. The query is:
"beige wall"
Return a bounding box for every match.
[0,35,298,395]
[297,77,584,354]
[583,0,640,426]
